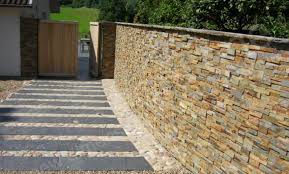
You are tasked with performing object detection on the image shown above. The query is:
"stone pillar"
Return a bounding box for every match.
[20,17,38,78]
[100,22,116,79]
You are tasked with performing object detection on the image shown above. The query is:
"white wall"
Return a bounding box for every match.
[0,9,21,76]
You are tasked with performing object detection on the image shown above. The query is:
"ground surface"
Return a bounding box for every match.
[0,80,26,101]
[51,7,99,37]
[0,171,186,174]
[0,79,187,173]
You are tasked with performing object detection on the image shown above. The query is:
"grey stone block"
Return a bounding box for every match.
[1,100,110,108]
[0,116,119,124]
[17,90,106,96]
[0,140,137,152]
[0,127,126,136]
[10,94,107,101]
[0,157,153,171]
[0,108,114,115]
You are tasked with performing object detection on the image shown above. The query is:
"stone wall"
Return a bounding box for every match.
[114,23,289,173]
[20,17,38,77]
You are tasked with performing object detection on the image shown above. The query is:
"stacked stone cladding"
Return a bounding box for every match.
[114,23,289,173]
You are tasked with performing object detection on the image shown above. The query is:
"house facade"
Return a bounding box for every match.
[0,0,59,77]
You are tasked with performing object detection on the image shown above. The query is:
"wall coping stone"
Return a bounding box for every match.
[91,22,116,26]
[90,22,99,26]
[116,22,289,50]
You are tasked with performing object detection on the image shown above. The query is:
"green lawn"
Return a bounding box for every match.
[51,7,99,38]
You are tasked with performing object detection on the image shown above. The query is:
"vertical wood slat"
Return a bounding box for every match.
[38,20,78,77]
[89,22,100,77]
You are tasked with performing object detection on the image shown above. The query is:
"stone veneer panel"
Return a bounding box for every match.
[20,17,38,77]
[114,23,289,173]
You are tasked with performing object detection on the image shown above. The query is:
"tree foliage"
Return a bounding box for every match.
[191,0,268,31]
[65,0,99,8]
[98,0,127,22]
[62,0,289,38]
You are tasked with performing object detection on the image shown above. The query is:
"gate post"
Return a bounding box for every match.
[89,22,116,79]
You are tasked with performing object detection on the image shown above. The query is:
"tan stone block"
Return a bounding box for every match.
[249,111,263,118]
[235,153,249,163]
[251,70,264,81]
[249,157,260,168]
[249,116,260,126]
[260,47,276,53]
[255,59,266,70]
[237,68,252,76]
[203,64,216,73]
[169,44,176,49]
[219,42,231,49]
[232,43,242,49]
[249,45,261,51]
[230,75,240,86]
[223,70,231,78]
[221,53,235,60]
[209,43,220,50]
[250,153,267,165]
[252,86,270,95]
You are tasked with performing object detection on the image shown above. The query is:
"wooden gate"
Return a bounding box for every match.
[38,20,78,77]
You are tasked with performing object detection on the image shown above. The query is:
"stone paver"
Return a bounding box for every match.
[0,116,119,124]
[10,94,107,100]
[0,80,152,171]
[0,79,187,172]
[0,157,152,171]
[0,126,126,136]
[17,90,105,96]
[0,107,114,115]
[0,140,138,152]
[1,100,111,107]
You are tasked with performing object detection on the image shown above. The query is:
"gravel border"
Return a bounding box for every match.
[0,171,188,174]
[0,80,29,102]
[102,79,189,173]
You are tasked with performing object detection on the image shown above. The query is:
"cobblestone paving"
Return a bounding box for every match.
[0,80,187,173]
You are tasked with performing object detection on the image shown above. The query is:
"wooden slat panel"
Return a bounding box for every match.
[38,21,78,77]
[89,22,100,77]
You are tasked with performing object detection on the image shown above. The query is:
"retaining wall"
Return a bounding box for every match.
[114,23,289,173]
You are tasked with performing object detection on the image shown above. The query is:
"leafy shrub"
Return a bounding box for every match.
[190,0,268,31]
[259,16,289,38]
[63,0,289,38]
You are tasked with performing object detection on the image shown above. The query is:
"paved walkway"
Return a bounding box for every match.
[0,80,153,171]
[0,79,187,173]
